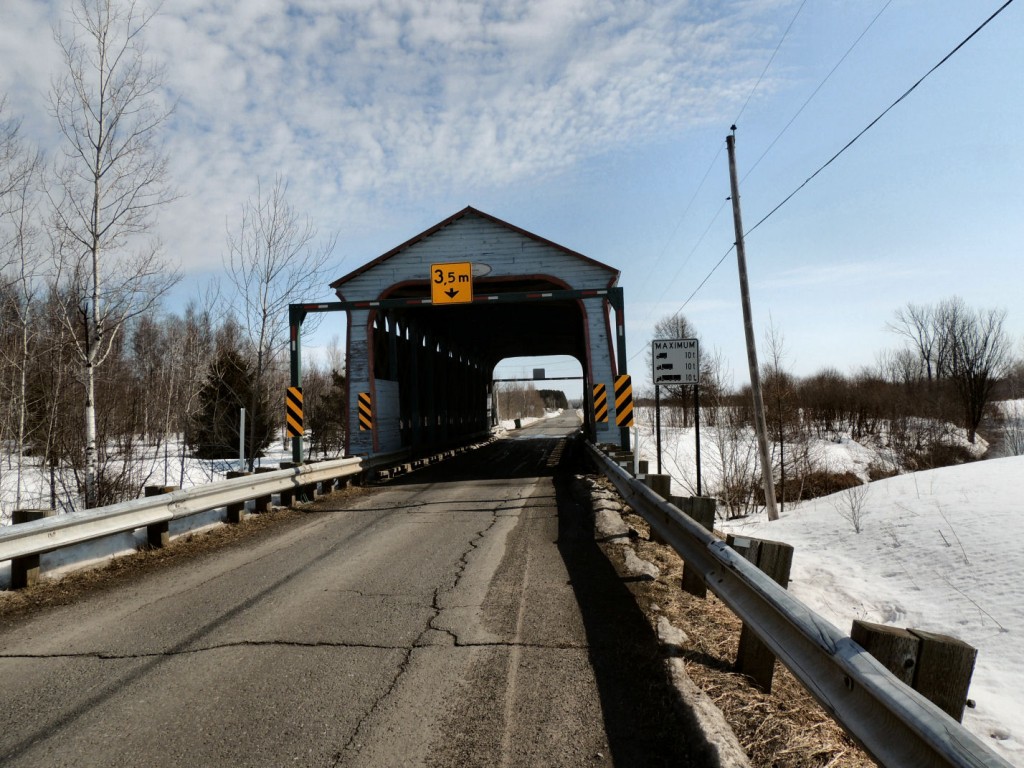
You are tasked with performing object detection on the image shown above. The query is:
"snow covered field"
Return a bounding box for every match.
[0,441,303,590]
[0,440,305,525]
[633,411,1023,764]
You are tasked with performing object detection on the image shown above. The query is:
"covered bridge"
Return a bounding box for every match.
[326,206,630,457]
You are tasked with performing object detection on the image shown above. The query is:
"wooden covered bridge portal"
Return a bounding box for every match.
[288,207,631,460]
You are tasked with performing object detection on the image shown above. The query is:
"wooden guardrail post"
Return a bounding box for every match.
[10,509,55,589]
[278,463,316,505]
[850,621,918,686]
[224,472,250,523]
[318,473,336,496]
[851,620,977,722]
[143,486,177,547]
[675,496,716,598]
[278,463,297,507]
[727,534,794,692]
[252,467,275,513]
[644,474,671,544]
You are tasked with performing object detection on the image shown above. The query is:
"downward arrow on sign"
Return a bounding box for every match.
[444,288,459,299]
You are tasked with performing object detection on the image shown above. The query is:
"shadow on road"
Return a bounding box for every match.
[376,433,730,765]
[376,436,572,485]
[552,437,725,767]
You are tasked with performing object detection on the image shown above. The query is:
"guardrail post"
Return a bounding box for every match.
[278,463,317,506]
[143,486,177,547]
[10,509,55,589]
[644,474,671,544]
[676,497,716,598]
[318,475,336,496]
[225,472,250,523]
[253,467,275,512]
[850,621,918,686]
[727,534,794,692]
[852,620,977,722]
[911,629,977,722]
[279,463,297,507]
[613,452,634,473]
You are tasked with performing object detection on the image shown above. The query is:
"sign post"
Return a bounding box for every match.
[651,338,700,487]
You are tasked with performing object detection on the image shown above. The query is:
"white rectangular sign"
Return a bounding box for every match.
[652,338,699,385]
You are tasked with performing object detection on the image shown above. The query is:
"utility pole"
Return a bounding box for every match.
[726,128,779,521]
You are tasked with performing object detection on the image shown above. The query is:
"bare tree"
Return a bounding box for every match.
[494,381,545,422]
[939,301,1010,444]
[888,302,940,383]
[763,318,801,511]
[833,483,871,534]
[890,297,1010,444]
[1,96,33,218]
[874,347,923,388]
[2,96,42,281]
[0,122,44,511]
[224,176,336,468]
[48,0,180,507]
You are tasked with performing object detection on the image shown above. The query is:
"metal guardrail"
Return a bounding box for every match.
[586,442,1012,768]
[0,433,498,568]
[0,457,363,564]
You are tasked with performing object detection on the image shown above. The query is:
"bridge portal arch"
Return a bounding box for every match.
[325,207,629,457]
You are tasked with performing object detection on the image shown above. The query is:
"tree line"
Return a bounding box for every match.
[1,0,339,519]
[641,302,1021,517]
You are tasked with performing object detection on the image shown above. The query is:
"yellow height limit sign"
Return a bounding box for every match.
[430,262,473,305]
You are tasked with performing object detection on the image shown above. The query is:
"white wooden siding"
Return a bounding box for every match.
[338,213,615,301]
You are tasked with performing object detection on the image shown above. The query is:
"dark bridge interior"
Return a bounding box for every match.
[367,277,591,451]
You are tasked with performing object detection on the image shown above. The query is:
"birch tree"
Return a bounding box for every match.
[0,135,44,511]
[1,97,46,514]
[48,0,179,507]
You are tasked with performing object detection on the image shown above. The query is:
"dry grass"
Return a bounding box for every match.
[594,478,875,768]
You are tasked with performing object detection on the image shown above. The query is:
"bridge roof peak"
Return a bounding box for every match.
[329,206,619,291]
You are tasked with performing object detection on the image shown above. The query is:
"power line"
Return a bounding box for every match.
[631,0,810,340]
[628,240,734,365]
[742,0,894,182]
[661,0,1016,332]
[733,0,809,125]
[634,180,727,342]
[654,0,892,333]
[628,144,723,329]
[746,0,1015,237]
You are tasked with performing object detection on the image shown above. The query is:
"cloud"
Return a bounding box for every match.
[1,0,792,273]
[759,261,912,290]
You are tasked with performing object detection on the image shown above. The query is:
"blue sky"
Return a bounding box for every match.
[2,0,1021,397]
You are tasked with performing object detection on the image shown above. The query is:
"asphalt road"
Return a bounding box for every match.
[0,413,715,767]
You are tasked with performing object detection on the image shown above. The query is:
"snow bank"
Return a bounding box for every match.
[718,457,1024,761]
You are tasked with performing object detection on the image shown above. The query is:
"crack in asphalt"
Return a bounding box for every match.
[0,637,588,663]
[331,488,532,765]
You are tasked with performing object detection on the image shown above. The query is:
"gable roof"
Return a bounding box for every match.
[329,205,619,289]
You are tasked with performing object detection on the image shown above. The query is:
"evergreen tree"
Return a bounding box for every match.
[308,368,347,458]
[537,389,569,410]
[189,346,274,460]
